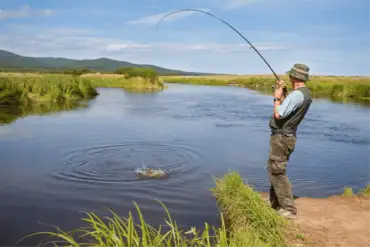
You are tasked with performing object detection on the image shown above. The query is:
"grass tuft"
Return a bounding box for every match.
[358,184,370,197]
[341,184,370,197]
[210,171,289,247]
[342,187,354,196]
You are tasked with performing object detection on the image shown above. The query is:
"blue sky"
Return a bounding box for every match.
[0,0,369,75]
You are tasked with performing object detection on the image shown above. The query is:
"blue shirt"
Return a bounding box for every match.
[276,90,304,119]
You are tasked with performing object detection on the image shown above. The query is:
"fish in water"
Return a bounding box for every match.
[135,167,168,179]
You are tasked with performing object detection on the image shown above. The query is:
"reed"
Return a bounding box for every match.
[20,200,265,247]
[21,171,294,247]
[210,171,289,247]
[342,187,354,196]
[0,73,98,106]
[342,184,370,197]
[359,184,370,196]
[82,73,165,92]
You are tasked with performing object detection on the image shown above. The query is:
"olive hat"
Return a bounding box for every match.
[286,63,310,81]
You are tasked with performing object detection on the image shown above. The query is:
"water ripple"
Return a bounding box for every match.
[52,142,203,185]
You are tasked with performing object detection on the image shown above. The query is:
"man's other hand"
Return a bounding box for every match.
[274,80,286,99]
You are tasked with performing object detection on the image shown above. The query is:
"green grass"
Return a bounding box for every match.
[210,171,289,247]
[0,72,166,107]
[342,184,370,197]
[21,171,292,247]
[0,73,98,106]
[161,75,370,101]
[82,73,165,92]
[20,201,263,247]
[162,77,229,86]
[115,67,159,83]
[342,187,354,196]
[359,184,370,196]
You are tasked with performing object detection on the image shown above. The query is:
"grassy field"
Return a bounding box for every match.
[81,73,165,92]
[0,72,165,107]
[21,171,297,247]
[160,75,370,101]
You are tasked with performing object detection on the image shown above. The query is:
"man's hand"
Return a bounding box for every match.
[273,80,286,120]
[274,80,286,99]
[277,79,286,89]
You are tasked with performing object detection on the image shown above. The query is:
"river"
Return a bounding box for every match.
[0,83,369,246]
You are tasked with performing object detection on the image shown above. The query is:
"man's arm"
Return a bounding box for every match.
[274,88,287,119]
[274,90,304,120]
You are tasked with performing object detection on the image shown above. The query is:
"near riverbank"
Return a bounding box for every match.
[0,73,98,106]
[160,75,370,103]
[20,171,370,247]
[0,71,165,107]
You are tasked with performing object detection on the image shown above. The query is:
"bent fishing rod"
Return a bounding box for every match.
[156,8,282,86]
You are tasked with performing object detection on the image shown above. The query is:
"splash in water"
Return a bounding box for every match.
[135,163,168,179]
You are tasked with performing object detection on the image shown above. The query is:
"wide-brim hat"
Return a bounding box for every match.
[286,63,310,81]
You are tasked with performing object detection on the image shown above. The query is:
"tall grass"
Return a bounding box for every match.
[115,67,158,84]
[210,171,289,247]
[21,171,292,247]
[20,201,262,247]
[342,187,354,196]
[82,73,165,92]
[342,184,370,197]
[0,73,98,106]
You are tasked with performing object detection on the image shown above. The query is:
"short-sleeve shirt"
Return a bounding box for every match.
[276,90,304,119]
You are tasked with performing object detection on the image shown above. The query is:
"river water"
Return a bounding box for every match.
[0,84,369,246]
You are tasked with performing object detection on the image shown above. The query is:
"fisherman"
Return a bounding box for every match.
[267,64,312,220]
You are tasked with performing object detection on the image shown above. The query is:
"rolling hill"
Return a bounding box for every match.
[0,49,210,75]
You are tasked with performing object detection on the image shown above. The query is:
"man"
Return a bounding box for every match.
[267,63,312,220]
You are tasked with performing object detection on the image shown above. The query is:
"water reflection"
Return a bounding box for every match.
[0,101,88,124]
[322,96,370,107]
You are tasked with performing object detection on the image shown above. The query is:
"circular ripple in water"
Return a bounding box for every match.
[52,142,202,185]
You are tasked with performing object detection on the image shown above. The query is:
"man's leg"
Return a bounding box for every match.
[269,184,280,210]
[267,134,281,210]
[267,134,297,215]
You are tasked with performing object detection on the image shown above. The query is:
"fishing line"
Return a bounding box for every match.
[156,8,280,81]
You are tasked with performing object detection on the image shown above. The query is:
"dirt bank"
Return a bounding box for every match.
[261,193,370,247]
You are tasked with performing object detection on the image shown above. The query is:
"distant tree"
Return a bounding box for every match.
[115,67,158,83]
[63,68,92,76]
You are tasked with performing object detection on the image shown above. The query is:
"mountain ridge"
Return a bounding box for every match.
[0,49,214,75]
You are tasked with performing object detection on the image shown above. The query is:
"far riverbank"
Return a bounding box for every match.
[160,74,370,105]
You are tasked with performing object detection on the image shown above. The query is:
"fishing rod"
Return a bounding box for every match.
[156,8,284,90]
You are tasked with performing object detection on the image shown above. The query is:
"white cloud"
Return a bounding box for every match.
[0,5,54,20]
[0,26,292,56]
[127,8,209,26]
[0,26,368,76]
[104,42,292,52]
